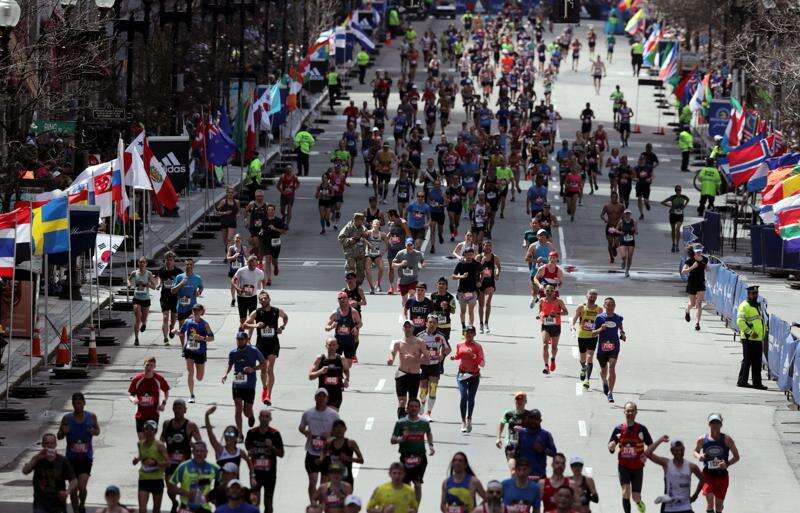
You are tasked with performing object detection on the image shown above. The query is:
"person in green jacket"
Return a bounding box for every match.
[326,68,340,110]
[388,8,401,38]
[735,285,767,389]
[630,39,644,76]
[678,128,694,172]
[697,158,722,216]
[356,49,370,84]
[405,27,417,46]
[244,153,263,198]
[709,134,727,162]
[294,124,315,176]
[462,12,473,32]
[679,104,692,129]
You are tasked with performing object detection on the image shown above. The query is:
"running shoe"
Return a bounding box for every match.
[431,247,436,254]
[169,329,175,339]
[320,229,325,235]
[265,279,272,287]
[636,500,646,513]
[134,338,139,346]
[273,263,279,275]
[189,395,196,404]
[542,368,550,375]
[583,380,590,389]
[654,495,671,505]
[695,323,700,331]
[369,288,375,295]
[230,299,236,307]
[549,358,556,372]
[248,415,256,428]
[450,235,455,242]
[164,338,169,346]
[376,285,382,293]
[140,324,146,333]
[529,297,536,309]
[460,422,467,433]
[607,392,614,403]
[624,270,630,277]
[261,389,271,405]
[479,324,485,334]
[579,368,586,381]
[466,419,472,433]
[326,219,331,227]
[484,324,491,334]
[602,381,609,395]
[684,311,690,322]
[439,234,444,244]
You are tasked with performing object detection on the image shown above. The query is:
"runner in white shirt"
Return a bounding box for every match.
[232,255,267,325]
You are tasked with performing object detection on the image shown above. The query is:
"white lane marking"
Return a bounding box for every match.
[195,258,212,265]
[421,229,430,254]
[585,467,593,476]
[352,463,361,477]
[566,295,574,305]
[374,379,386,391]
[575,382,583,396]
[364,417,374,430]
[516,266,529,273]
[558,224,568,262]
[572,346,580,359]
[578,420,588,437]
[553,205,561,211]
[302,260,319,266]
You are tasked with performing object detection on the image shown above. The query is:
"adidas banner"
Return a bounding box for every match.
[147,136,192,194]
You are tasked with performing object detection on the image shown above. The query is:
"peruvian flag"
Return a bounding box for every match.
[128,132,180,214]
[718,134,774,187]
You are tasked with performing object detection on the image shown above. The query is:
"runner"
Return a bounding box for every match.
[608,402,654,513]
[501,459,542,512]
[591,56,606,94]
[57,392,100,513]
[681,246,708,331]
[246,190,268,261]
[428,179,446,253]
[171,258,203,337]
[325,291,362,376]
[407,191,431,250]
[569,457,599,513]
[441,452,486,513]
[612,210,637,277]
[538,285,568,374]
[478,240,501,334]
[366,463,419,513]
[221,331,264,434]
[129,256,157,346]
[452,247,481,331]
[533,252,564,299]
[262,204,288,286]
[179,304,214,403]
[599,192,625,264]
[385,210,410,295]
[324,420,364,488]
[204,404,251,477]
[541,453,576,512]
[226,234,247,307]
[161,399,202,512]
[243,291,289,406]
[167,441,221,513]
[276,165,300,226]
[516,409,557,480]
[133,419,169,513]
[616,156,634,208]
[232,255,266,326]
[128,357,170,440]
[312,461,352,512]
[157,252,182,346]
[694,413,740,513]
[391,398,435,502]
[662,186,690,253]
[405,283,436,335]
[365,219,387,294]
[610,86,624,128]
[472,480,504,513]
[451,325,485,433]
[388,320,427,419]
[309,338,347,411]
[526,175,548,220]
[430,277,456,342]
[299,389,341,501]
[644,436,704,511]
[592,297,626,402]
[571,289,602,390]
[564,165,582,221]
[392,238,427,307]
[496,392,528,471]
[22,433,77,513]
[446,176,465,241]
[316,173,335,234]
[418,315,451,419]
[245,409,284,513]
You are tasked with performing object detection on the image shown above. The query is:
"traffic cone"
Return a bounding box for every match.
[653,126,665,135]
[87,326,99,366]
[55,327,71,367]
[26,324,43,358]
[632,124,642,134]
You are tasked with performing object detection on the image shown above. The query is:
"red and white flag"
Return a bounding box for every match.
[128,132,180,213]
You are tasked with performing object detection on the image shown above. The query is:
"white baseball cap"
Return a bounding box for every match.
[344,495,363,507]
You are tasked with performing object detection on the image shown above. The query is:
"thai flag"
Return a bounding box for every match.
[0,209,29,277]
[747,152,800,192]
[718,134,772,187]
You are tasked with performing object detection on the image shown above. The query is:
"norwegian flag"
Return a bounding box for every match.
[718,134,774,187]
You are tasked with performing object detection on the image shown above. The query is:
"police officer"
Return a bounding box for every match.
[356,49,370,84]
[678,127,693,173]
[294,124,315,177]
[735,285,768,390]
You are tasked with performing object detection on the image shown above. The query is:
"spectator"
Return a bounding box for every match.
[22,433,77,513]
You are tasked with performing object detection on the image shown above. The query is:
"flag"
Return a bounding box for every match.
[206,120,237,166]
[233,97,257,161]
[642,24,663,66]
[671,67,695,105]
[124,138,152,190]
[747,153,800,192]
[287,78,302,112]
[762,172,800,206]
[0,210,20,278]
[132,133,180,213]
[742,109,758,142]
[689,72,710,113]
[48,207,101,266]
[624,8,645,35]
[657,44,678,81]
[718,134,772,187]
[90,233,125,277]
[726,98,745,148]
[114,138,131,221]
[219,105,233,136]
[31,195,69,256]
[773,195,800,252]
[349,19,376,52]
[268,83,282,116]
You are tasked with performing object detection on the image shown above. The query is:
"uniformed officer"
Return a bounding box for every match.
[735,285,767,390]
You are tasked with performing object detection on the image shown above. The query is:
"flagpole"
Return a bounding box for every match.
[202,106,210,225]
[66,204,74,367]
[28,201,34,386]
[43,253,49,366]
[132,188,137,264]
[121,203,130,305]
[4,218,18,409]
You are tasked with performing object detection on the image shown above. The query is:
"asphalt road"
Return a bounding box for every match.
[0,17,797,513]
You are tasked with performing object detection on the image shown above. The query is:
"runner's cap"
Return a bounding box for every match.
[486,480,503,491]
[345,496,363,507]
[569,456,584,466]
[708,413,723,423]
[226,479,243,489]
[670,439,684,448]
[623,209,632,214]
[548,251,559,257]
[714,135,723,141]
[464,325,477,333]
[405,237,415,245]
[537,229,547,235]
[315,388,329,397]
[746,285,759,293]
[222,462,239,473]
[403,319,413,326]
[514,391,527,399]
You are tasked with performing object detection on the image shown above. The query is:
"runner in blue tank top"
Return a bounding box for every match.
[57,392,100,513]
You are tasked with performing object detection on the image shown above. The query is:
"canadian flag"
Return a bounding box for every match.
[127,132,180,213]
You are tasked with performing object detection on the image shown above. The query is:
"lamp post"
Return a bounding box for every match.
[157,0,193,133]
[0,0,21,166]
[116,0,152,112]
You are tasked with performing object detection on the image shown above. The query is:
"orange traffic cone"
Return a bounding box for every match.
[632,124,642,134]
[55,327,71,367]
[87,326,99,366]
[653,126,665,135]
[26,325,43,358]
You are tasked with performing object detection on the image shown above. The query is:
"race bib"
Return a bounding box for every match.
[601,341,616,352]
[231,261,242,270]
[482,268,493,277]
[262,327,275,338]
[623,234,634,242]
[70,442,88,454]
[673,208,683,215]
[233,372,248,385]
[186,336,200,351]
[487,191,497,199]
[254,457,271,471]
[389,235,401,245]
[402,268,414,277]
[139,395,155,407]
[170,452,185,464]
[179,296,191,306]
[405,455,422,467]
[463,292,474,301]
[707,459,722,470]
[242,284,255,296]
[413,317,424,326]
[582,321,594,331]
[507,502,530,513]
[429,348,441,360]
[337,326,351,336]
[323,376,340,386]
[271,238,281,246]
[437,314,448,324]
[413,211,424,219]
[543,316,557,326]
[311,436,326,451]
[620,445,637,459]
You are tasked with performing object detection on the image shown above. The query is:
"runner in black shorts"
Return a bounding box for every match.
[388,321,427,418]
[244,291,288,406]
[157,252,182,346]
[309,337,347,410]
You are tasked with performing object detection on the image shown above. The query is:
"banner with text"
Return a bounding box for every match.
[148,136,192,194]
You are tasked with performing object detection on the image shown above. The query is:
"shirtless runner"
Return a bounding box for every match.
[387,320,427,419]
[600,191,625,264]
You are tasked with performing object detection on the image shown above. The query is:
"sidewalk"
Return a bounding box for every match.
[0,89,330,405]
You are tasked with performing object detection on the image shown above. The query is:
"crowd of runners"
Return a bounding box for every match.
[25,4,733,513]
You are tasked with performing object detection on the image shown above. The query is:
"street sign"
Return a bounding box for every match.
[92,107,126,120]
[31,120,76,136]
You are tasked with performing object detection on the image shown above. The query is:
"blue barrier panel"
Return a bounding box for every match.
[768,315,788,376]
[705,264,721,309]
[716,266,728,317]
[794,347,800,406]
[702,212,722,253]
[778,335,797,391]
[723,268,739,322]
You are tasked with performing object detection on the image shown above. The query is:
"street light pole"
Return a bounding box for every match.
[116,0,152,113]
[0,0,22,169]
[157,0,193,133]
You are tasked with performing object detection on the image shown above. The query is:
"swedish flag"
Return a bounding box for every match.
[32,195,69,256]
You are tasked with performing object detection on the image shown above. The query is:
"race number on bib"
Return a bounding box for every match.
[402,268,415,277]
[543,316,557,326]
[271,238,281,246]
[233,372,248,385]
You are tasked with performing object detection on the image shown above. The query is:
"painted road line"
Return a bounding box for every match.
[195,258,212,266]
[352,463,361,478]
[374,379,386,391]
[302,261,319,266]
[575,382,583,396]
[558,224,567,262]
[585,467,593,476]
[566,295,574,305]
[578,420,588,437]
[572,346,580,359]
[364,417,374,430]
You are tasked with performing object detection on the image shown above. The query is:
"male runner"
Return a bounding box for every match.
[309,337,347,410]
[452,247,481,331]
[608,402,653,513]
[325,291,363,377]
[694,413,740,513]
[662,185,690,253]
[386,210,411,295]
[417,315,451,419]
[299,389,340,502]
[600,192,625,264]
[171,258,203,334]
[645,436,704,511]
[167,441,221,513]
[222,331,264,435]
[387,320,427,419]
[245,409,284,513]
[157,252,182,345]
[592,297,626,403]
[57,392,100,513]
[243,291,289,406]
[392,238,427,307]
[231,255,266,325]
[496,392,528,471]
[404,283,436,334]
[572,289,602,389]
[390,398,435,502]
[161,399,202,512]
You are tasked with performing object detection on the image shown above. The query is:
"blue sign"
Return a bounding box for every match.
[708,99,731,139]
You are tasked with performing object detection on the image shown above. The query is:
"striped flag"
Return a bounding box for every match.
[718,134,773,187]
[657,44,678,81]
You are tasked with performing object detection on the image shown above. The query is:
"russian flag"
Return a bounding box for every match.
[746,152,800,192]
[718,134,772,187]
